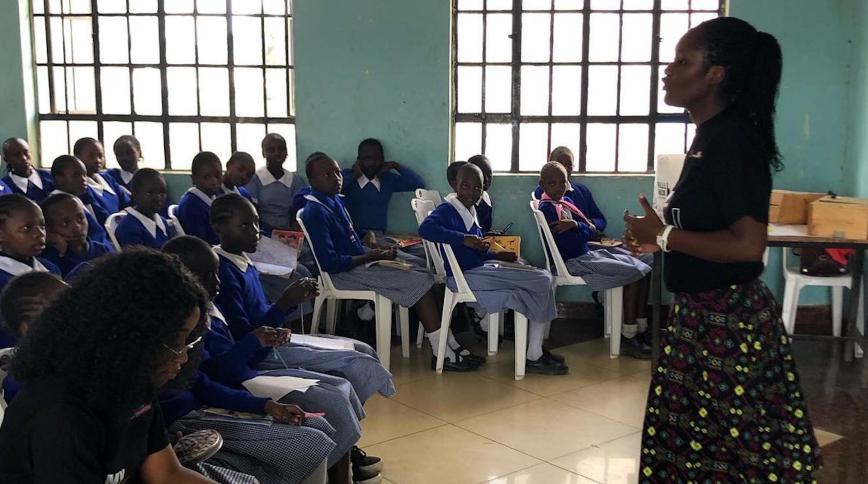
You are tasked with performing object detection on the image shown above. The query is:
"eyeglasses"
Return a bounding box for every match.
[163,336,203,357]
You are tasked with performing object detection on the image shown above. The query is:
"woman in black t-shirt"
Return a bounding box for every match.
[0,249,217,484]
[624,17,821,483]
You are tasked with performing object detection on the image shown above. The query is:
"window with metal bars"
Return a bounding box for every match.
[30,0,295,171]
[452,0,723,173]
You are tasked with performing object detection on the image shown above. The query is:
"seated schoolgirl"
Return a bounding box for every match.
[245,133,308,234]
[533,146,607,234]
[105,134,142,193]
[177,151,224,244]
[219,152,256,200]
[115,168,177,249]
[419,163,567,375]
[301,152,485,371]
[73,137,132,215]
[537,162,653,358]
[1,138,53,203]
[46,155,112,247]
[446,161,468,193]
[467,155,494,233]
[40,193,114,277]
[164,235,380,484]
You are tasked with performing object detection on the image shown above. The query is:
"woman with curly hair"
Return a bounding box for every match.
[0,249,218,483]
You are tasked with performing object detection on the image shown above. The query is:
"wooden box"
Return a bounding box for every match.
[808,196,868,240]
[768,190,825,224]
[483,235,521,258]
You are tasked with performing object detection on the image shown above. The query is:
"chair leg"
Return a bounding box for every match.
[311,295,326,335]
[416,322,425,348]
[780,279,798,335]
[856,286,865,358]
[513,313,528,380]
[399,306,410,358]
[325,299,338,335]
[832,286,844,338]
[608,287,623,358]
[435,291,456,373]
[603,290,612,338]
[543,320,551,340]
[374,296,392,371]
[487,312,499,356]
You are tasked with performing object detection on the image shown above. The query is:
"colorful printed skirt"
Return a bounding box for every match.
[640,279,822,483]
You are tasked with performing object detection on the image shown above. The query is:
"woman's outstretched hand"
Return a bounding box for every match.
[623,194,664,256]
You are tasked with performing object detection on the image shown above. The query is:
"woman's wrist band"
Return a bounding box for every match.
[656,225,675,253]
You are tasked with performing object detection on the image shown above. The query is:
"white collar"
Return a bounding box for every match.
[476,191,492,207]
[222,184,241,196]
[0,255,47,276]
[187,187,215,206]
[445,193,480,231]
[124,207,167,238]
[207,304,227,330]
[87,173,116,196]
[119,169,134,184]
[256,166,294,188]
[214,245,251,272]
[357,175,381,191]
[9,170,43,192]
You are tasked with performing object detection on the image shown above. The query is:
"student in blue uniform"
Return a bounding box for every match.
[0,179,11,196]
[302,152,483,371]
[533,146,607,233]
[537,162,652,359]
[1,138,53,203]
[467,154,493,233]
[245,133,308,234]
[115,168,176,249]
[419,163,568,375]
[177,151,223,244]
[340,138,426,237]
[105,134,142,193]
[49,155,113,245]
[73,137,132,216]
[446,161,468,193]
[40,193,115,277]
[220,152,255,200]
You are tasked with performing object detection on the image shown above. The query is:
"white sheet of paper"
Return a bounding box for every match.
[248,236,298,276]
[291,334,355,351]
[242,375,318,400]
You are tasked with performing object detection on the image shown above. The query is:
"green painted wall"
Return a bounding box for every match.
[0,0,36,149]
[845,0,868,198]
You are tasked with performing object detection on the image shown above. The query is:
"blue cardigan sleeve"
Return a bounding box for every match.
[418,206,468,246]
[202,328,264,385]
[574,184,607,232]
[193,371,269,415]
[301,204,355,274]
[388,167,425,192]
[340,169,359,196]
[177,195,218,245]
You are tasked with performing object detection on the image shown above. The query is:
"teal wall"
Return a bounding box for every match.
[0,0,36,149]
[845,0,868,199]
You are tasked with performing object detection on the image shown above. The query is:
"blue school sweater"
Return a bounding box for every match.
[79,187,113,225]
[217,184,253,202]
[538,195,593,260]
[534,181,607,232]
[40,239,115,277]
[87,173,131,216]
[213,248,289,341]
[476,192,493,233]
[2,169,53,203]
[0,179,11,195]
[418,197,497,277]
[201,306,266,386]
[104,168,134,192]
[114,208,175,249]
[158,368,270,426]
[48,189,112,246]
[299,190,366,274]
[177,188,218,244]
[340,168,425,234]
[291,187,312,219]
[2,373,21,404]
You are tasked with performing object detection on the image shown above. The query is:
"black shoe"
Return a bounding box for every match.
[454,345,486,365]
[352,464,382,484]
[621,335,651,360]
[430,353,482,372]
[351,446,382,474]
[542,346,565,364]
[526,352,569,375]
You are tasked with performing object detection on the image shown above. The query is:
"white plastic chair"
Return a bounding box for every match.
[105,212,126,251]
[168,204,186,236]
[530,190,539,201]
[415,188,442,206]
[529,200,624,358]
[295,209,409,370]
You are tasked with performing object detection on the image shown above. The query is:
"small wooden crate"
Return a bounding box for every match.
[808,196,868,240]
[768,190,825,224]
[484,235,521,258]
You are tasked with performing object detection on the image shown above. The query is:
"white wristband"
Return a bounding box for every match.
[657,225,675,253]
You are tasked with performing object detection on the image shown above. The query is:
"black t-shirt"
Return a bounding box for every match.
[0,379,169,484]
[663,108,772,293]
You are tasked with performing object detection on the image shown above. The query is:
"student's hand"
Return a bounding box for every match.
[275,327,292,345]
[46,232,68,256]
[549,219,578,234]
[252,326,285,347]
[494,251,518,262]
[362,231,378,248]
[279,278,320,307]
[623,194,664,255]
[264,401,305,425]
[463,235,490,252]
[378,162,401,176]
[367,247,397,262]
[351,161,364,179]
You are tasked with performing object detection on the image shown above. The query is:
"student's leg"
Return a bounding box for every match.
[416,288,486,368]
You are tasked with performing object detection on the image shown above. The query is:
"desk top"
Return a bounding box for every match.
[768,224,868,248]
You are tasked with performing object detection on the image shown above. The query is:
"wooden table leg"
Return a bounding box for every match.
[844,249,865,362]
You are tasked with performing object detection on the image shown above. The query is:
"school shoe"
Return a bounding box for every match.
[542,346,565,364]
[352,465,382,484]
[526,352,569,375]
[351,446,382,474]
[454,345,486,365]
[621,335,651,360]
[430,353,482,372]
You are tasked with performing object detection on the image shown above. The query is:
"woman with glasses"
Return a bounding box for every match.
[0,249,219,483]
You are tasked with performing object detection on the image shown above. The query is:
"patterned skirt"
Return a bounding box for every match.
[640,279,822,483]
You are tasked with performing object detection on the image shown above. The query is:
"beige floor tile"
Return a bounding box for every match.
[814,427,844,447]
[388,345,438,385]
[556,340,652,377]
[550,372,651,428]
[359,395,447,447]
[392,373,541,422]
[456,398,638,461]
[365,425,541,484]
[550,432,642,484]
[484,462,598,484]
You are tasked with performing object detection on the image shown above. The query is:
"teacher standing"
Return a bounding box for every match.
[624,17,821,483]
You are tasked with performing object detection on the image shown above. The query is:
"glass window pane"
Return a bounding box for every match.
[198,68,230,116]
[588,13,619,62]
[659,13,689,63]
[487,0,512,10]
[457,13,482,63]
[486,14,512,63]
[197,0,226,14]
[132,67,162,115]
[550,123,580,163]
[68,66,96,113]
[233,16,263,65]
[519,123,548,172]
[169,123,200,170]
[521,13,551,63]
[102,121,133,168]
[167,67,198,115]
[455,122,482,163]
[551,65,581,115]
[129,0,157,13]
[552,13,582,62]
[129,16,159,64]
[266,123,297,171]
[68,120,98,148]
[52,66,67,113]
[623,0,653,9]
[68,0,92,12]
[287,18,293,65]
[587,65,617,115]
[263,0,286,15]
[34,17,47,64]
[265,68,287,117]
[590,0,620,8]
[40,120,69,163]
[264,17,287,65]
[98,16,128,63]
[34,1,45,14]
[686,124,696,147]
[485,123,512,171]
[619,65,650,115]
[457,66,482,113]
[37,67,51,114]
[654,122,686,161]
[661,0,689,9]
[47,0,61,14]
[100,67,131,114]
[520,65,549,116]
[457,0,484,9]
[586,124,616,172]
[555,0,584,9]
[233,0,262,14]
[690,12,717,28]
[657,65,682,113]
[200,123,232,163]
[287,68,294,115]
[691,0,719,10]
[165,0,194,13]
[166,16,196,64]
[49,17,64,63]
[235,68,265,117]
[97,0,125,13]
[618,124,649,172]
[236,123,267,160]
[484,66,511,113]
[621,13,651,62]
[524,0,553,11]
[198,17,228,64]
[133,122,165,169]
[66,17,93,64]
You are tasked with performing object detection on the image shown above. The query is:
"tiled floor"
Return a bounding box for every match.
[360,337,847,484]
